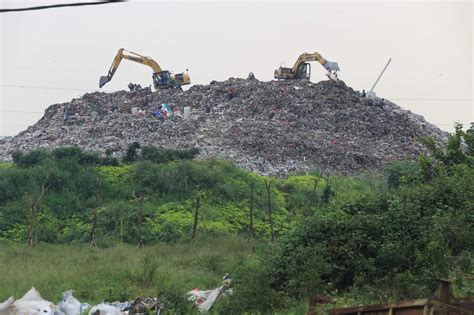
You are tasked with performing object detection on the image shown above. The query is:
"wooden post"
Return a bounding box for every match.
[27,196,38,249]
[322,175,335,204]
[247,182,255,244]
[26,176,50,249]
[132,191,145,248]
[192,191,200,242]
[305,172,323,216]
[120,216,123,243]
[90,178,101,247]
[264,179,275,243]
[90,207,98,247]
[137,195,144,248]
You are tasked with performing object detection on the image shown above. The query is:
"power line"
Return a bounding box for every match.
[0,0,126,13]
[1,84,99,92]
[435,123,472,126]
[389,98,473,102]
[0,110,43,114]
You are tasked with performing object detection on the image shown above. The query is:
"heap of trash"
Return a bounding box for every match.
[0,287,163,315]
[0,78,448,175]
[0,276,232,314]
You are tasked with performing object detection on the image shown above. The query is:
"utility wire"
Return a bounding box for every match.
[389,98,473,102]
[1,84,100,92]
[0,0,126,13]
[0,110,43,114]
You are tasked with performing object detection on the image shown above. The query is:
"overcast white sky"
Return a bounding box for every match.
[1,0,473,136]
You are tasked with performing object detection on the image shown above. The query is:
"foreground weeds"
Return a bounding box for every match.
[0,237,250,309]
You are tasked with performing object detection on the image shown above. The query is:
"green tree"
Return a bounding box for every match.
[420,123,474,167]
[123,142,141,163]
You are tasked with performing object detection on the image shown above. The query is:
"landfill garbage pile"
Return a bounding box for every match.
[0,78,448,175]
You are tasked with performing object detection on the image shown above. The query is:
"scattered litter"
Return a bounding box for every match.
[160,103,173,118]
[183,106,191,120]
[131,107,140,116]
[129,297,162,315]
[0,296,14,314]
[13,287,55,315]
[0,288,165,315]
[56,290,90,315]
[187,274,233,313]
[128,83,142,92]
[88,303,123,315]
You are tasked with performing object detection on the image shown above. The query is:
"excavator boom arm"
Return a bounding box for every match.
[99,48,163,88]
[291,52,327,73]
[122,50,162,73]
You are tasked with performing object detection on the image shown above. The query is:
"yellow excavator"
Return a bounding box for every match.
[99,48,190,90]
[274,52,340,81]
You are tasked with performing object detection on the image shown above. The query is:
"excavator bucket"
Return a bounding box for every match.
[323,61,340,81]
[324,61,340,73]
[99,75,111,88]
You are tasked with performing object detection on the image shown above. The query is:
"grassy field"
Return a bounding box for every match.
[0,237,255,312]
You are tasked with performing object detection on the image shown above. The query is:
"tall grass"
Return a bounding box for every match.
[0,237,251,308]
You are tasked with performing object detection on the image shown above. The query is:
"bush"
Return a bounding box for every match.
[140,145,199,163]
[123,142,141,163]
[52,146,101,166]
[12,149,49,167]
[384,160,418,188]
[218,255,288,314]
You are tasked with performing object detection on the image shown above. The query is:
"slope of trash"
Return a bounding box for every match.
[0,78,447,175]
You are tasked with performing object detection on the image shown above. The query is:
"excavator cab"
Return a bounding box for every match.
[295,63,311,80]
[274,63,311,80]
[152,70,191,89]
[153,71,173,88]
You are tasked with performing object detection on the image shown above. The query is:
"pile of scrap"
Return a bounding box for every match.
[0,78,448,175]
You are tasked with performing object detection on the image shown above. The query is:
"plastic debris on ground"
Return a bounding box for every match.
[187,274,233,313]
[88,303,124,315]
[55,290,90,315]
[0,287,165,315]
[0,287,56,315]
